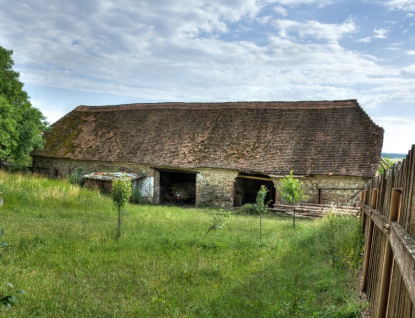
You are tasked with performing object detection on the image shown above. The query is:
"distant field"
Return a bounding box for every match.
[0,172,364,317]
[382,153,406,159]
[382,153,406,165]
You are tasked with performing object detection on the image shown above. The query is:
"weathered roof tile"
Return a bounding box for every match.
[33,100,383,177]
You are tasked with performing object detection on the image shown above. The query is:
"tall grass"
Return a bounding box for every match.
[0,171,364,317]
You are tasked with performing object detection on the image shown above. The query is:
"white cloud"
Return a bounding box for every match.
[373,28,388,38]
[273,18,356,42]
[257,15,272,24]
[273,6,288,16]
[385,0,415,11]
[1,0,415,153]
[405,50,415,55]
[402,64,415,72]
[275,0,332,6]
[357,37,371,43]
[373,116,415,153]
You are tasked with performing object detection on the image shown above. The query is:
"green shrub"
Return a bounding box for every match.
[320,213,363,272]
[239,203,259,215]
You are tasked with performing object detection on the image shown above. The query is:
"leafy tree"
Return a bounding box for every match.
[378,157,394,175]
[112,175,132,240]
[0,45,48,165]
[279,171,308,229]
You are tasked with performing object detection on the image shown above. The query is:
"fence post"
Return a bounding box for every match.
[361,189,379,293]
[361,190,368,232]
[377,188,402,318]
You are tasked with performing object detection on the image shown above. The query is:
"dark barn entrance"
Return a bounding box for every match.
[159,170,196,205]
[234,174,275,207]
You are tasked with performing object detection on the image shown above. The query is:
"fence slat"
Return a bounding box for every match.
[361,145,415,317]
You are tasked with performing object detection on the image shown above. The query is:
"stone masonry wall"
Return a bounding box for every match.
[32,157,239,208]
[32,157,368,207]
[272,174,369,206]
[196,169,238,208]
[32,156,156,201]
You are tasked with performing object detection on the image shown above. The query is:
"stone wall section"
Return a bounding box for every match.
[32,156,156,201]
[32,157,368,207]
[272,175,369,206]
[32,157,239,208]
[195,169,238,208]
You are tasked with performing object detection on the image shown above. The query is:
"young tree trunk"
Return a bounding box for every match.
[260,214,262,242]
[293,199,296,229]
[116,209,122,240]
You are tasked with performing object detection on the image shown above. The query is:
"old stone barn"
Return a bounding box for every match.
[32,100,383,208]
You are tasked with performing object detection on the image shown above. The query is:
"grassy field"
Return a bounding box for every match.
[0,171,364,317]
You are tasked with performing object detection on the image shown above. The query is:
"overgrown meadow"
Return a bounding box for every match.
[0,171,364,317]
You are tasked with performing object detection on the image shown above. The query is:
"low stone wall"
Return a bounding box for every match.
[272,174,369,206]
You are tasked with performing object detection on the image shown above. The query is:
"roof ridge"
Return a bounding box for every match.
[75,99,359,112]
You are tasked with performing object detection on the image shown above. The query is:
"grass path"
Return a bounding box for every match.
[0,172,363,317]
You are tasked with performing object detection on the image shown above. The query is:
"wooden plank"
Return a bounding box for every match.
[389,222,415,305]
[381,157,391,168]
[362,208,374,293]
[237,175,272,182]
[404,147,415,231]
[377,189,402,318]
[371,209,389,235]
[409,145,415,236]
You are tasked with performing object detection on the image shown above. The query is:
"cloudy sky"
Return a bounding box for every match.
[1,0,415,154]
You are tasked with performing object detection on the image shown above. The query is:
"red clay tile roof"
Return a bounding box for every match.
[33,100,384,177]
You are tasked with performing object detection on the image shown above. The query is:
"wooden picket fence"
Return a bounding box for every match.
[361,145,415,317]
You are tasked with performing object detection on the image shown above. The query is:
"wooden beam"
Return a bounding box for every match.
[371,189,379,210]
[361,208,373,293]
[381,157,391,169]
[389,222,415,305]
[237,175,272,182]
[361,190,368,232]
[362,189,380,293]
[377,189,402,318]
[371,209,389,235]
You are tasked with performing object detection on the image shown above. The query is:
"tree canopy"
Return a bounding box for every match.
[0,45,48,165]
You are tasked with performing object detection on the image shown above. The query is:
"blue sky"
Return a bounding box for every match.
[1,0,415,153]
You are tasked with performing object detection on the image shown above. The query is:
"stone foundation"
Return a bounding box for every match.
[32,156,369,208]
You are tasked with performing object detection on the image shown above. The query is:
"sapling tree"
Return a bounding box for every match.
[279,171,308,229]
[256,185,271,242]
[200,209,230,243]
[196,209,230,269]
[112,175,132,240]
